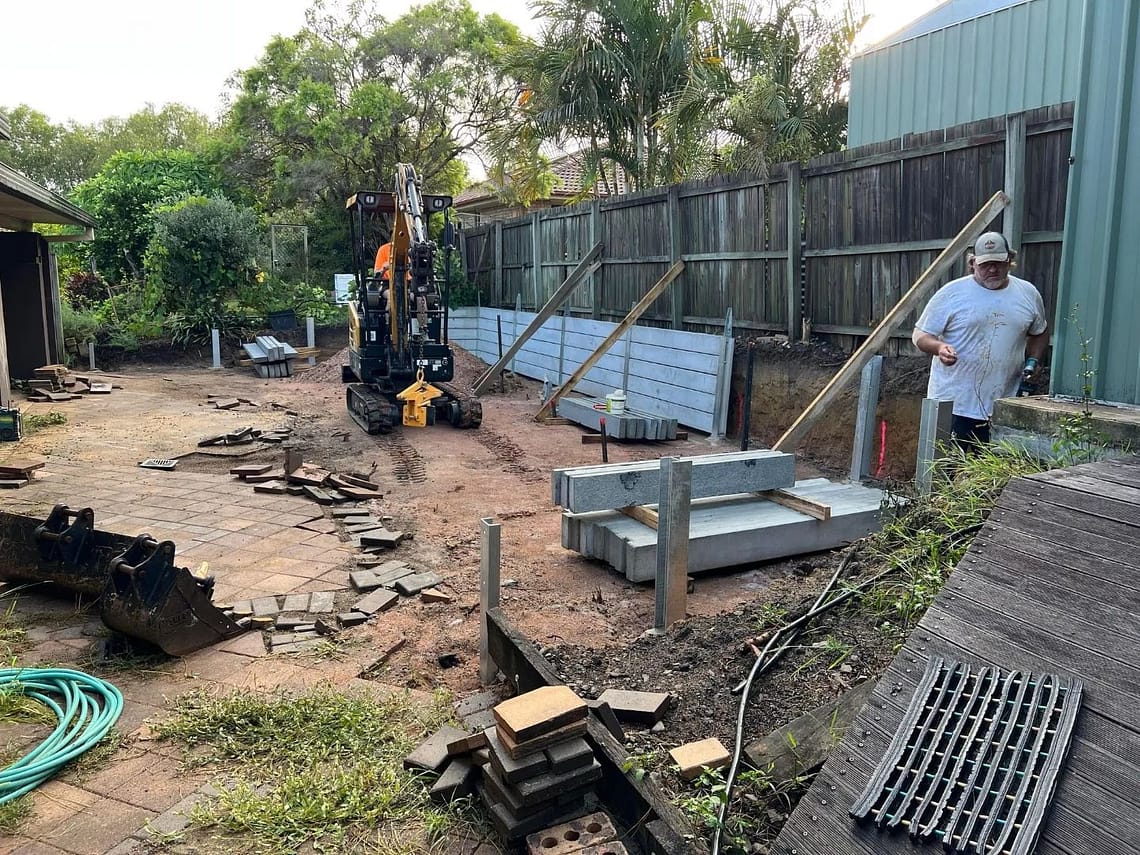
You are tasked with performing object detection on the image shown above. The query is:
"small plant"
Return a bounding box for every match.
[1052,307,1111,464]
[0,796,31,834]
[753,603,787,631]
[20,411,67,434]
[621,749,660,782]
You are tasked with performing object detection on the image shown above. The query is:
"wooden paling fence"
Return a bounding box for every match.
[460,104,1073,354]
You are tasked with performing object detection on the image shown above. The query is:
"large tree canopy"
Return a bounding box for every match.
[0,103,214,195]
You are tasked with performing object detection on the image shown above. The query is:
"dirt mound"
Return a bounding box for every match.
[293,346,351,383]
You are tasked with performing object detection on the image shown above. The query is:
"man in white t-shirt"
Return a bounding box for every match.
[912,231,1049,449]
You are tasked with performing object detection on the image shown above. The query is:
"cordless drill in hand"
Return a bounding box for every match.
[1018,357,1039,397]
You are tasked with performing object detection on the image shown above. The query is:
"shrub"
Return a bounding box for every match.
[63,271,110,310]
[61,300,99,346]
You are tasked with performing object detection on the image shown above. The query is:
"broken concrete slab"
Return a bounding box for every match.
[218,632,267,658]
[253,481,290,494]
[270,639,326,655]
[308,591,336,613]
[594,689,669,725]
[456,691,501,721]
[214,398,240,409]
[350,569,384,592]
[352,588,398,616]
[281,593,310,612]
[274,614,308,630]
[420,588,453,604]
[494,686,588,744]
[230,463,274,477]
[394,572,443,596]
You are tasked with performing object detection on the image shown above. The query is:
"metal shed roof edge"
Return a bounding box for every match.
[0,159,95,228]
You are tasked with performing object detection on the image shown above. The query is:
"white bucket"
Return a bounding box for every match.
[606,390,627,415]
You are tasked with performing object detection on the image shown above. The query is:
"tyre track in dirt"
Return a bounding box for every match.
[472,425,545,483]
[379,434,427,483]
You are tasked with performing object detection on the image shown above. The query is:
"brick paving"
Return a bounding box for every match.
[0,458,403,853]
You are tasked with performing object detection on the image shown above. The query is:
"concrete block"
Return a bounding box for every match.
[526,811,618,855]
[429,756,478,804]
[353,588,398,615]
[669,737,730,782]
[494,686,587,744]
[545,737,594,775]
[394,572,443,596]
[595,689,669,724]
[404,726,469,773]
[554,449,795,513]
[486,727,548,783]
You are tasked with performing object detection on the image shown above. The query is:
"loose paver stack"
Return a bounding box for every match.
[555,450,887,582]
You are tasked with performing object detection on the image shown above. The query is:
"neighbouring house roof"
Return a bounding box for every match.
[455,152,631,211]
[0,113,10,141]
[866,0,1028,52]
[0,159,95,231]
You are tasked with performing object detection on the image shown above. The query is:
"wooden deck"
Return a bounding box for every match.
[772,456,1140,855]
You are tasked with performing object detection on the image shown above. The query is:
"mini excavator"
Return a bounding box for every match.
[342,164,481,434]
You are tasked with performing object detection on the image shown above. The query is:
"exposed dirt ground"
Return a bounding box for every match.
[3,342,899,852]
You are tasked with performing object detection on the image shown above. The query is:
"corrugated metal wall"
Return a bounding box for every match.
[1052,1,1140,405]
[849,0,1084,147]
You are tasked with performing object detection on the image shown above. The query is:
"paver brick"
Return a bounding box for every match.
[337,612,368,628]
[455,690,501,720]
[586,700,625,742]
[494,686,587,744]
[421,587,453,603]
[394,572,443,596]
[360,528,404,548]
[669,737,730,781]
[429,756,478,804]
[281,593,310,612]
[446,730,488,756]
[350,569,382,591]
[353,588,398,615]
[511,759,602,807]
[545,737,594,775]
[595,689,669,724]
[404,726,469,773]
[308,591,336,612]
[251,596,281,617]
[485,727,548,783]
[497,718,589,759]
[275,613,308,630]
[484,792,588,844]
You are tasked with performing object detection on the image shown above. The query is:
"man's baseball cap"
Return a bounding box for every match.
[973,231,1011,263]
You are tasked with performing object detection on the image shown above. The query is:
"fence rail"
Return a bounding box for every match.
[460,104,1073,352]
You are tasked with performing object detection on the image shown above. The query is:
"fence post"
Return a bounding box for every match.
[210,330,220,370]
[590,201,602,320]
[709,308,733,443]
[916,398,953,495]
[479,517,502,686]
[493,221,504,307]
[653,457,691,633]
[88,341,97,372]
[849,355,884,482]
[306,316,316,366]
[621,302,635,393]
[785,162,802,342]
[512,293,522,374]
[1004,112,1026,252]
[668,185,683,329]
[531,210,542,310]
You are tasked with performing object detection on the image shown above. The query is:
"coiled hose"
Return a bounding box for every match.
[0,667,124,804]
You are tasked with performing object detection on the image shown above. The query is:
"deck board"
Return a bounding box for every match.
[772,457,1140,855]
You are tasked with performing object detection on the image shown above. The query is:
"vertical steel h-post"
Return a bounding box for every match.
[210,330,221,370]
[479,517,502,685]
[306,316,316,366]
[653,457,692,633]
[916,398,953,495]
[849,355,884,482]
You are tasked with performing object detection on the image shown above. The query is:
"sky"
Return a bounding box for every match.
[1,0,943,126]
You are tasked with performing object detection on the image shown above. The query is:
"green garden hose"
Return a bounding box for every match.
[0,667,124,803]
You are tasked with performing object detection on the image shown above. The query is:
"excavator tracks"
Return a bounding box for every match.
[379,435,428,483]
[346,383,400,434]
[436,382,483,429]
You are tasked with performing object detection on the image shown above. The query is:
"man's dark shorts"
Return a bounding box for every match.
[951,415,991,452]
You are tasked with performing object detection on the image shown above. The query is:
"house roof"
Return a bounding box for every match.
[0,159,94,231]
[455,152,630,209]
[865,0,1029,52]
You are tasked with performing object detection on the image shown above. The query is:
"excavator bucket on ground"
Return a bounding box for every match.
[15,504,245,656]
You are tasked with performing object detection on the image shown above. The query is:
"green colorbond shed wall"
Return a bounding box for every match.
[1052,1,1140,405]
[849,0,1083,147]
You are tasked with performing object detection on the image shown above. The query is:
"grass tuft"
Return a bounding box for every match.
[155,685,481,852]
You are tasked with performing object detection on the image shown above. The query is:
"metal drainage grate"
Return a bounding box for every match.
[850,657,1082,855]
[138,459,178,471]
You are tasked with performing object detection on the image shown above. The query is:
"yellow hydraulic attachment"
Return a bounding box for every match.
[397,369,444,427]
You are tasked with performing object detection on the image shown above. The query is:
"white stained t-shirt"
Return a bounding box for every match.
[916,274,1048,420]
